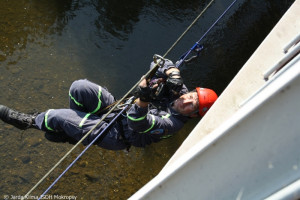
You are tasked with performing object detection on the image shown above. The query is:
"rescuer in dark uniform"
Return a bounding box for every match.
[0,59,217,150]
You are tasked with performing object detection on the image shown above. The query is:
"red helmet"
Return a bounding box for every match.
[196,87,218,117]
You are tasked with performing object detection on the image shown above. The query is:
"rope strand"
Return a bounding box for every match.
[163,0,215,57]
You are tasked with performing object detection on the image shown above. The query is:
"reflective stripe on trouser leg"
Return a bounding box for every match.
[44,109,54,131]
[68,79,115,113]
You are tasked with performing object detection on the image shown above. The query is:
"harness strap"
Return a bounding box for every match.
[117,118,131,151]
[95,112,131,151]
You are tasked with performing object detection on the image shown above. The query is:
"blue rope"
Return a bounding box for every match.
[38,101,132,200]
[176,0,237,68]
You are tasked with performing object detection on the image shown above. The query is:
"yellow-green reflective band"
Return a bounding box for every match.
[160,135,172,139]
[69,92,83,107]
[91,86,102,114]
[127,113,147,121]
[161,113,170,119]
[45,109,54,131]
[141,115,155,133]
[79,113,91,128]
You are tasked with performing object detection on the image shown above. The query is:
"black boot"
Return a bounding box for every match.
[0,105,38,130]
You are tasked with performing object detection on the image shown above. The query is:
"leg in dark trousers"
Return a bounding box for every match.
[33,79,127,150]
[68,79,115,113]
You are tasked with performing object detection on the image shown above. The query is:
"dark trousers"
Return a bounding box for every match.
[34,79,128,150]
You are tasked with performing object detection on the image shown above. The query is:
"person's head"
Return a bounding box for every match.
[172,87,218,117]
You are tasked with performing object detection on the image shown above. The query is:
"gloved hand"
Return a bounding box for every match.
[134,78,153,102]
[166,71,183,95]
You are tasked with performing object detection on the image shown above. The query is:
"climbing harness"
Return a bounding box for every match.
[23,0,238,199]
[95,96,132,115]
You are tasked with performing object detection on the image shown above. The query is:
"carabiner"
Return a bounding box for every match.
[153,54,166,67]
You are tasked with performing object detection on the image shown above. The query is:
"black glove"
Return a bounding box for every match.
[134,86,152,102]
[166,71,183,95]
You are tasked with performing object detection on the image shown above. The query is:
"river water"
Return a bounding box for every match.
[0,0,294,199]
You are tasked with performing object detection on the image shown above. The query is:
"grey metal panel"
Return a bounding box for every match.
[130,55,300,200]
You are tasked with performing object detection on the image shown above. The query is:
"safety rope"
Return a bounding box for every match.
[176,0,237,67]
[23,0,217,199]
[38,97,134,200]
[162,0,215,57]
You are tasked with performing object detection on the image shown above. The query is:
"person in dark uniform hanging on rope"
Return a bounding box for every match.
[0,57,218,150]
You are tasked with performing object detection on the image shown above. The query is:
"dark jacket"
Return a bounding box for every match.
[125,59,190,147]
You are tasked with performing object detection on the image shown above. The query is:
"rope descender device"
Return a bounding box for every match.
[153,54,167,67]
[147,54,169,80]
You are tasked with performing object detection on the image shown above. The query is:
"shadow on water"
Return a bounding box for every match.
[0,0,294,199]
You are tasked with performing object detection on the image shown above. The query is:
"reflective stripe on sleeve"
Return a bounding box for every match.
[127,113,147,121]
[160,135,172,139]
[79,113,91,128]
[161,113,170,119]
[140,114,155,133]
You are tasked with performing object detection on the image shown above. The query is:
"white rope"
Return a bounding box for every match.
[163,0,215,57]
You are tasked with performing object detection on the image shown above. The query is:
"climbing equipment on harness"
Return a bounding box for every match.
[153,54,168,68]
[147,54,170,80]
[196,87,218,116]
[148,54,184,100]
[176,43,204,67]
[95,97,132,115]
